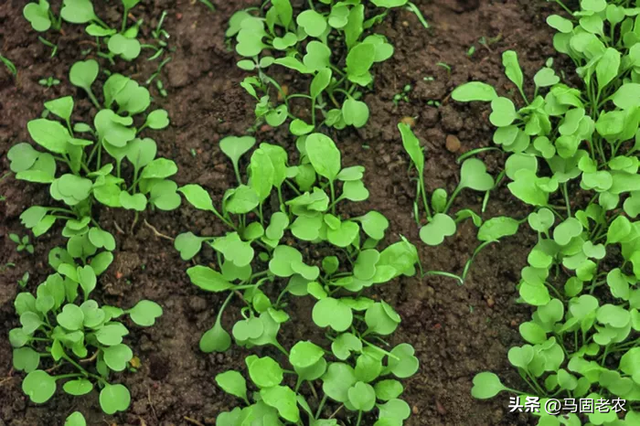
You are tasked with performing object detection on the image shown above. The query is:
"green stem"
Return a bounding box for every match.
[329,180,336,214]
[85,88,101,110]
[315,395,328,419]
[443,185,463,214]
[562,183,572,217]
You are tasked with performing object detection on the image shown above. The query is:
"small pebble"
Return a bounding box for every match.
[400,116,415,127]
[412,405,419,415]
[487,298,495,308]
[445,134,461,152]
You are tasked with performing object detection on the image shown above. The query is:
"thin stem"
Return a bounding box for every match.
[562,183,572,216]
[315,395,328,419]
[85,88,101,110]
[355,411,363,426]
[443,185,463,214]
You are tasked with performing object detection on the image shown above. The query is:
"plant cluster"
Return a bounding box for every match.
[175,133,419,425]
[8,59,179,248]
[10,233,35,254]
[10,244,162,414]
[227,0,417,132]
[24,0,145,60]
[8,1,178,419]
[452,0,640,424]
[399,123,521,283]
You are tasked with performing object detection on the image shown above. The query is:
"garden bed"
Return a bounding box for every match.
[1,0,558,425]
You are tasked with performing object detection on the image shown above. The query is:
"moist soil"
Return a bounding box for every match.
[0,0,560,425]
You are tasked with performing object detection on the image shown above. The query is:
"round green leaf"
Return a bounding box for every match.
[419,213,456,246]
[128,300,163,326]
[99,384,131,414]
[63,379,93,396]
[22,370,56,403]
[470,372,507,399]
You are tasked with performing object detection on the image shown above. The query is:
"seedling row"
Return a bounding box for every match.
[4,0,640,425]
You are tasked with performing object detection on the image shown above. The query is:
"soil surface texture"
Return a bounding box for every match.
[0,0,559,425]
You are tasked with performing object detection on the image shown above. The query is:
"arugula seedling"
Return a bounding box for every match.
[176,132,420,424]
[405,2,429,29]
[199,0,215,12]
[9,233,35,254]
[0,53,17,77]
[398,123,495,242]
[23,0,146,62]
[454,1,640,418]
[399,123,520,283]
[227,0,404,132]
[18,272,30,289]
[393,84,412,106]
[11,245,162,414]
[39,76,61,88]
[9,60,179,250]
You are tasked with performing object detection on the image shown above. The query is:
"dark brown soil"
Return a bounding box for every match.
[0,0,560,425]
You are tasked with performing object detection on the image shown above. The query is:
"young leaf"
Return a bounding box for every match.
[215,371,248,402]
[128,300,162,326]
[61,0,97,23]
[24,1,52,32]
[420,214,456,246]
[398,123,424,174]
[471,372,508,399]
[305,133,341,182]
[64,412,86,426]
[99,384,131,415]
[502,51,524,93]
[69,60,99,92]
[22,370,56,403]
[187,266,233,292]
[451,82,497,102]
[459,159,494,191]
[200,319,231,353]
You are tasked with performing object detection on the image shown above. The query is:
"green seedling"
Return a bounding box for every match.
[466,45,476,57]
[145,57,172,87]
[10,233,35,254]
[436,62,451,73]
[478,34,502,52]
[18,272,30,288]
[8,59,179,252]
[393,84,412,106]
[1,263,16,273]
[399,124,519,282]
[199,0,215,12]
[454,1,640,422]
[155,79,168,97]
[1,53,17,76]
[65,412,86,426]
[39,76,61,87]
[0,171,10,202]
[38,36,59,57]
[227,0,408,132]
[405,2,429,29]
[143,10,174,69]
[23,0,62,32]
[23,0,145,62]
[10,246,162,414]
[175,132,419,425]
